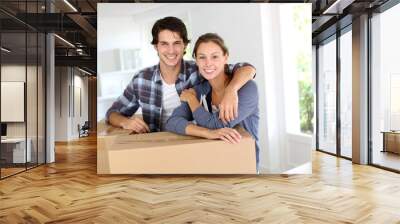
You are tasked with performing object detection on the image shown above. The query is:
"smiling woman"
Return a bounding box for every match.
[165,32,260,171]
[193,34,229,81]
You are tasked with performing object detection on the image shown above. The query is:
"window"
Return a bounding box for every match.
[340,28,352,158]
[280,4,313,135]
[317,36,337,154]
[0,1,46,179]
[371,3,400,171]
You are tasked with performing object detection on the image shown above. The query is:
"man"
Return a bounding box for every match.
[106,16,255,133]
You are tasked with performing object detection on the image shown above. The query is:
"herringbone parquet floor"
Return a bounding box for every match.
[1,135,400,223]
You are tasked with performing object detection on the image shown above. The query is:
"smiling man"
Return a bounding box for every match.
[106,16,256,133]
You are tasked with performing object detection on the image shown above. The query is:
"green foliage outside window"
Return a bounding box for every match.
[299,79,314,134]
[294,5,314,134]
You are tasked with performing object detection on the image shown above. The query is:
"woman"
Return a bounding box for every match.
[165,33,260,170]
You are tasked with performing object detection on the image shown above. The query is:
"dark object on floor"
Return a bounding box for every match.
[79,121,90,138]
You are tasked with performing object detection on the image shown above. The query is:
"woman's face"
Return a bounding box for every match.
[195,41,228,80]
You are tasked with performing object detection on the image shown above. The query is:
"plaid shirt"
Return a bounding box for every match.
[106,60,251,132]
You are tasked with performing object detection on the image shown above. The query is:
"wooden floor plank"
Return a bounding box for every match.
[0,135,399,223]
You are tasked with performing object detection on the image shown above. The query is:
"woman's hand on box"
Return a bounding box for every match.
[205,128,241,144]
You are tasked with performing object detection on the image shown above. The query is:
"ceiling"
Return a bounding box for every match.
[311,0,390,44]
[0,0,394,75]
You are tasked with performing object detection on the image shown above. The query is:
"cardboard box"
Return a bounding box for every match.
[384,132,400,154]
[97,121,256,174]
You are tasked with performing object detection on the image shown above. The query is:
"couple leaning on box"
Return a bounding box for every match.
[106,17,260,169]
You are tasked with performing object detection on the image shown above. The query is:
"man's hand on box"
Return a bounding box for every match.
[219,87,238,124]
[205,128,241,144]
[121,117,150,134]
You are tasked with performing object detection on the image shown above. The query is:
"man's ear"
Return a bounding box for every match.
[183,44,188,56]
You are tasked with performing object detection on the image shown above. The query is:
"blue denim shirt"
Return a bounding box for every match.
[165,80,260,168]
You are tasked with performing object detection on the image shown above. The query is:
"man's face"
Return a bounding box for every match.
[154,30,186,68]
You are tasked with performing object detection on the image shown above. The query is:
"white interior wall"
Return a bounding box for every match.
[72,74,89,137]
[82,76,89,125]
[1,65,26,81]
[189,4,263,66]
[97,7,144,120]
[97,17,142,73]
[55,67,89,141]
[55,67,69,141]
[1,64,47,164]
[1,65,28,137]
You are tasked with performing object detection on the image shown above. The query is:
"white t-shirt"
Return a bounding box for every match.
[160,76,181,130]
